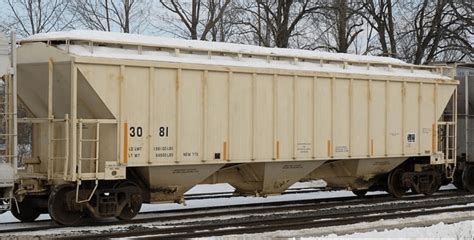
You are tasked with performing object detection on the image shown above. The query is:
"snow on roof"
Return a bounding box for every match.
[23,30,405,65]
[21,30,452,80]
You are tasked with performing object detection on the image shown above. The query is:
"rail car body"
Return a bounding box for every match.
[0,31,463,224]
[450,63,474,191]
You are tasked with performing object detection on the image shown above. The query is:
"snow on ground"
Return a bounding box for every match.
[215,208,474,239]
[334,220,474,238]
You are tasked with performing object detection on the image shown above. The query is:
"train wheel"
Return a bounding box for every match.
[423,182,440,196]
[352,189,367,198]
[453,178,464,190]
[462,165,474,193]
[453,169,464,190]
[410,186,421,194]
[48,185,83,225]
[11,197,41,222]
[115,182,142,220]
[387,168,408,198]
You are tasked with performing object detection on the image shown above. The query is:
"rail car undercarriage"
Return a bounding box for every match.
[10,155,455,225]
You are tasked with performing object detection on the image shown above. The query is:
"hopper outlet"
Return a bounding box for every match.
[306,158,407,189]
[209,161,325,196]
[135,164,225,203]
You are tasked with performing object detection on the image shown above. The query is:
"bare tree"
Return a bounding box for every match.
[442,0,473,62]
[359,0,397,57]
[5,0,75,36]
[0,22,14,34]
[397,0,472,64]
[71,0,151,33]
[158,0,231,40]
[312,0,364,53]
[71,0,112,32]
[233,0,321,48]
[412,0,448,64]
[208,0,236,42]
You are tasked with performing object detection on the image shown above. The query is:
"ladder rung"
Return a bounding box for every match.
[80,158,98,161]
[50,157,67,160]
[0,134,16,136]
[0,113,16,116]
[51,138,67,141]
[80,139,98,142]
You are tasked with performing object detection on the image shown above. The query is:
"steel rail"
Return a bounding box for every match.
[136,206,474,239]
[0,190,471,237]
[72,197,474,239]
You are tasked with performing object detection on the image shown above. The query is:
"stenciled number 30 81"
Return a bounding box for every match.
[129,126,169,137]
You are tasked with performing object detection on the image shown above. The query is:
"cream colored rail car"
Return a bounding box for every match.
[12,31,457,224]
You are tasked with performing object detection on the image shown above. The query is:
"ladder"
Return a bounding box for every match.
[0,75,16,165]
[439,88,457,178]
[0,74,16,212]
[443,121,457,179]
[76,120,100,203]
[441,122,456,163]
[77,120,100,181]
[48,116,69,180]
[0,31,17,212]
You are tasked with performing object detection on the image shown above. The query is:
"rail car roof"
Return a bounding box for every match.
[20,30,453,80]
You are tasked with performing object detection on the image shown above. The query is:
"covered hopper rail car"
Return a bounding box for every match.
[0,31,471,225]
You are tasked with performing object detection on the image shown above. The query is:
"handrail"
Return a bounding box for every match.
[18,117,116,123]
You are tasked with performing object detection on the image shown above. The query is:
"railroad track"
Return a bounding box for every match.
[0,189,452,232]
[124,205,474,239]
[73,192,474,239]
[0,186,328,227]
[1,190,472,238]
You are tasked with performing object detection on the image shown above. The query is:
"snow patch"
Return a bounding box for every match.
[22,30,406,65]
[20,30,452,81]
[333,220,474,238]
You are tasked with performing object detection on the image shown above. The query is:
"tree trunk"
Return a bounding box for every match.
[124,0,130,33]
[105,0,111,32]
[336,0,348,52]
[386,0,396,57]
